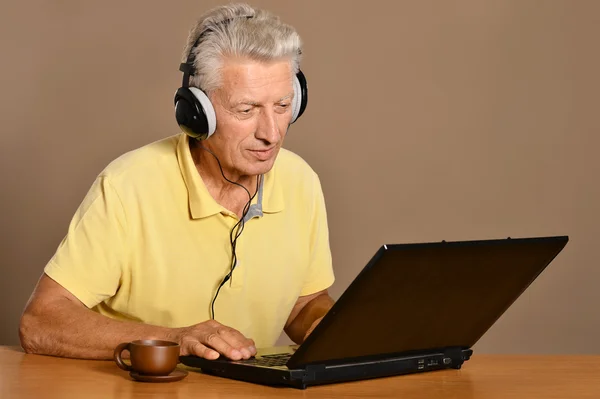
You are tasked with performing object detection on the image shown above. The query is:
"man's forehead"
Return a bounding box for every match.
[218,57,294,102]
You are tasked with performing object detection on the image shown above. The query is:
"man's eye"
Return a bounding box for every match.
[240,109,252,114]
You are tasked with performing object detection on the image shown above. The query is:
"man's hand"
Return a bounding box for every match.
[173,320,257,361]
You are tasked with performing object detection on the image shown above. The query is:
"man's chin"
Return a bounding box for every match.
[250,159,276,176]
[245,151,279,176]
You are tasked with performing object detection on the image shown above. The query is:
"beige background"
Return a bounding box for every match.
[1,0,598,353]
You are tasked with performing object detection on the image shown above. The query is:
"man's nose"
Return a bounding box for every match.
[255,109,280,143]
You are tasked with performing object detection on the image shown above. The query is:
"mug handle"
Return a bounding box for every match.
[113,342,132,371]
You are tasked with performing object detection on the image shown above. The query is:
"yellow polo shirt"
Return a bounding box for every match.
[44,133,334,348]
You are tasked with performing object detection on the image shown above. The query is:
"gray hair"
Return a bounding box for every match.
[180,3,302,93]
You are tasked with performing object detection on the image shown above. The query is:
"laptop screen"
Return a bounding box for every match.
[288,236,568,368]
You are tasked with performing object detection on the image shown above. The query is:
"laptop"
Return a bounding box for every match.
[180,235,569,389]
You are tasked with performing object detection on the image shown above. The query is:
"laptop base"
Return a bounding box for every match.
[180,347,473,389]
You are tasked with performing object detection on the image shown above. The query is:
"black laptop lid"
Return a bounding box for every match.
[287,236,568,368]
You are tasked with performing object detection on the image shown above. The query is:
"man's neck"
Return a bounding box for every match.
[189,140,258,216]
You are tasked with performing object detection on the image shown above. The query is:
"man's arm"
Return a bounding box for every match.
[282,172,336,344]
[284,289,335,344]
[19,274,257,360]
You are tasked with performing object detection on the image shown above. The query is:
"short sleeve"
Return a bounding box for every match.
[44,175,127,308]
[299,173,335,296]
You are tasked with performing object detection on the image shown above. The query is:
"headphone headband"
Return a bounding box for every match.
[180,16,254,88]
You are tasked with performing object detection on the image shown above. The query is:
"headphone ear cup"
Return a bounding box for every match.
[174,87,217,140]
[290,70,308,124]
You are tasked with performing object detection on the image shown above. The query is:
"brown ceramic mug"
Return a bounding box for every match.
[113,339,180,376]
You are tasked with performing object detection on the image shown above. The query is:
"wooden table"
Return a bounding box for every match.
[2,346,599,398]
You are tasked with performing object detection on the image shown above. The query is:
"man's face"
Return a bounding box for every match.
[207,57,294,178]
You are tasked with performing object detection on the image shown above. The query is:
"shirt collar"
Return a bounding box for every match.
[176,133,284,220]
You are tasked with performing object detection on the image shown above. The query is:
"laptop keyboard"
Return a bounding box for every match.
[238,353,291,367]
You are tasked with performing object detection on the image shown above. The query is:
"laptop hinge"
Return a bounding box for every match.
[444,348,463,358]
[302,364,326,381]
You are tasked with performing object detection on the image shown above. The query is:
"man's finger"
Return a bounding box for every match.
[204,331,243,360]
[247,338,257,356]
[214,327,255,359]
[187,341,220,360]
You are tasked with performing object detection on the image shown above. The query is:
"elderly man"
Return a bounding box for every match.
[19,3,335,361]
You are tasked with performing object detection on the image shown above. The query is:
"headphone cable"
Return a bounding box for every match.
[197,143,260,320]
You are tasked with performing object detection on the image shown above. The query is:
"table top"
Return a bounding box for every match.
[2,346,600,398]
